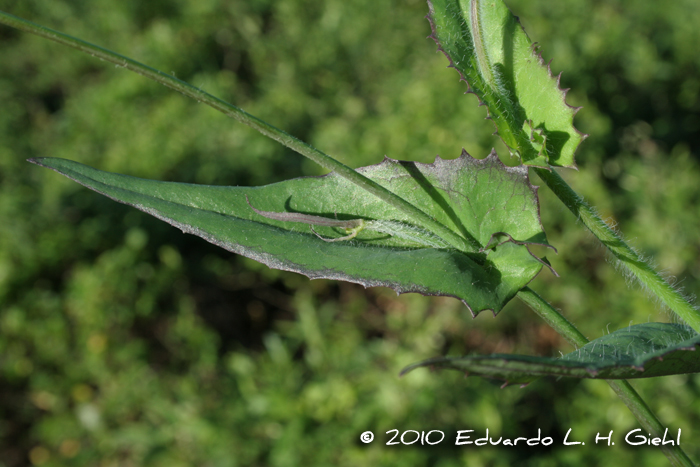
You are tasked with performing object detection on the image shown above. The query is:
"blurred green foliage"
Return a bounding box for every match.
[1,0,700,465]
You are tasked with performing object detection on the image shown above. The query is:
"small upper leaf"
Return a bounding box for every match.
[402,323,700,385]
[31,151,551,315]
[427,0,586,167]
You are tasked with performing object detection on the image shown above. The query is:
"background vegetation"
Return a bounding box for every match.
[1,0,700,465]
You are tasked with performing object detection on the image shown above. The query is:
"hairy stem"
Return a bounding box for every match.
[0,10,476,253]
[533,168,700,333]
[517,287,587,348]
[518,288,695,467]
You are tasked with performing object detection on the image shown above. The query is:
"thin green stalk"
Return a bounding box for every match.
[606,380,694,467]
[0,10,475,253]
[533,167,700,333]
[518,287,695,467]
[517,287,587,348]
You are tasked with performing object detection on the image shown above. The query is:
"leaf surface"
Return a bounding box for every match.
[427,0,585,167]
[31,152,551,314]
[402,323,700,385]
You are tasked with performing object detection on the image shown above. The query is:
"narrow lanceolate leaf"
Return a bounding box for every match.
[427,0,586,168]
[402,323,700,385]
[31,152,552,315]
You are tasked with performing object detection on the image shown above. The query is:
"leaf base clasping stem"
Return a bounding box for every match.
[518,287,695,467]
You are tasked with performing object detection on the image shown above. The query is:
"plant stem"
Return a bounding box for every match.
[0,10,475,253]
[518,287,695,467]
[606,381,695,467]
[517,288,587,348]
[533,167,700,333]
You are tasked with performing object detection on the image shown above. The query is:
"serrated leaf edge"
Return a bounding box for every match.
[29,153,550,317]
[425,1,588,169]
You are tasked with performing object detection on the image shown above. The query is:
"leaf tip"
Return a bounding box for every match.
[398,361,424,377]
[27,157,49,167]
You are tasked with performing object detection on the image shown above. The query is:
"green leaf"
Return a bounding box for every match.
[31,151,552,315]
[427,0,586,167]
[402,323,700,385]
